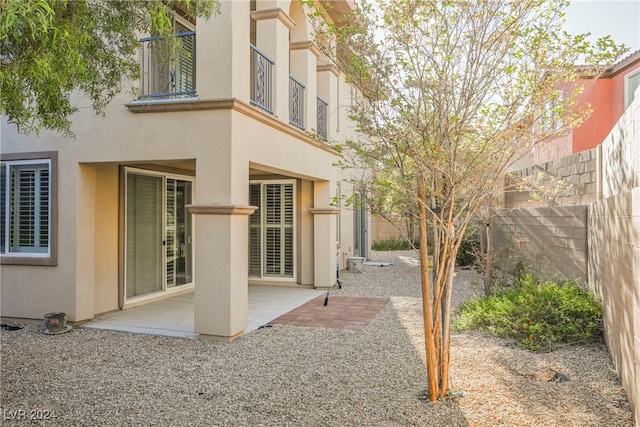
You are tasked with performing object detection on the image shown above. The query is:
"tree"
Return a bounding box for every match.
[0,0,217,137]
[306,0,625,401]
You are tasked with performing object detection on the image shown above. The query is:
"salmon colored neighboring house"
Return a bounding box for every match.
[533,50,640,164]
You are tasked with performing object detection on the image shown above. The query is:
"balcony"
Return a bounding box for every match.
[317,97,328,141]
[289,76,305,130]
[139,31,196,99]
[250,44,274,113]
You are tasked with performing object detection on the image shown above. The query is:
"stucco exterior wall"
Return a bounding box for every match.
[492,206,588,282]
[572,78,614,153]
[1,0,364,334]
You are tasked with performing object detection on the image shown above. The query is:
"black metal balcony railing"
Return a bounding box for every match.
[317,97,328,141]
[139,31,196,99]
[250,44,274,113]
[289,76,305,130]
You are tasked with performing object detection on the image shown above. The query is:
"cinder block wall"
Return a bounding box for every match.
[493,89,640,425]
[505,148,600,208]
[590,95,640,425]
[492,206,588,282]
[370,216,418,242]
[588,189,640,424]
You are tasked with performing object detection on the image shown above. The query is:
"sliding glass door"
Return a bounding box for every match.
[125,169,193,300]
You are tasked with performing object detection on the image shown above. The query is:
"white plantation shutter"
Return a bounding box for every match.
[3,162,50,254]
[248,184,262,277]
[166,178,177,287]
[0,164,5,253]
[248,181,295,279]
[264,184,282,276]
[175,21,194,94]
[283,184,294,276]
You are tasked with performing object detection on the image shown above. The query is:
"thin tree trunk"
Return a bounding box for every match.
[439,251,455,397]
[418,174,438,401]
[485,219,493,295]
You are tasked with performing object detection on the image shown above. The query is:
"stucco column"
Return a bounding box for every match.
[309,208,339,289]
[252,8,294,120]
[187,205,257,341]
[317,64,339,140]
[196,1,250,100]
[310,181,339,289]
[290,42,319,131]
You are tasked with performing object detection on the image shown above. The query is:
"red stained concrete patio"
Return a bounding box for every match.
[271,295,389,330]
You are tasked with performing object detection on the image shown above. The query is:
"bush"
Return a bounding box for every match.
[456,237,479,266]
[453,274,602,351]
[372,239,419,251]
[456,225,481,266]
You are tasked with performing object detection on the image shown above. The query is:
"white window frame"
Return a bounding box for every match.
[248,179,297,282]
[0,151,57,266]
[624,68,640,109]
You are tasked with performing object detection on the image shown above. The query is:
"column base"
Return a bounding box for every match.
[198,331,244,342]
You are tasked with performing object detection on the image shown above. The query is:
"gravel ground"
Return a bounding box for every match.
[1,250,634,426]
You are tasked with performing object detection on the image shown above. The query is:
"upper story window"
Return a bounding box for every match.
[625,68,640,109]
[139,13,196,99]
[1,152,57,265]
[540,91,563,134]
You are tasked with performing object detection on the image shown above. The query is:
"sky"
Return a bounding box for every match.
[564,0,640,54]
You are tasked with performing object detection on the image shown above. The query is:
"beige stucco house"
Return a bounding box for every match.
[0,0,369,341]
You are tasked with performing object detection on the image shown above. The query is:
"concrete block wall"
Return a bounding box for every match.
[588,189,640,426]
[493,87,640,425]
[492,206,588,282]
[505,147,599,208]
[370,215,418,242]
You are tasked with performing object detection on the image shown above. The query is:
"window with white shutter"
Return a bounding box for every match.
[1,158,53,259]
[248,181,296,280]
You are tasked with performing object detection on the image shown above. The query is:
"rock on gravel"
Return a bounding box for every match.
[1,250,634,426]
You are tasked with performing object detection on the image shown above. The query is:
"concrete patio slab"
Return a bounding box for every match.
[82,286,325,339]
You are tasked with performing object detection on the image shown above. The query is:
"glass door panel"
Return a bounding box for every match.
[126,173,163,298]
[166,179,192,288]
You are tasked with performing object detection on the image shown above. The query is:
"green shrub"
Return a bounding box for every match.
[372,239,419,251]
[455,225,481,266]
[453,274,602,351]
[456,237,479,266]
